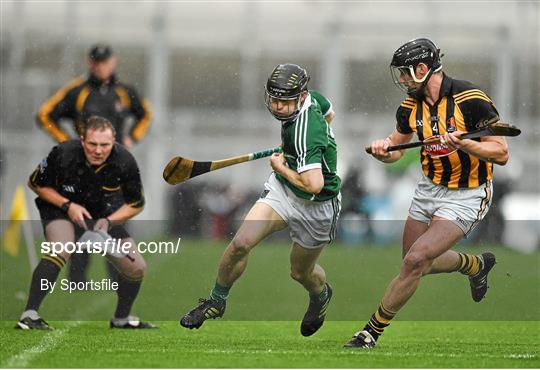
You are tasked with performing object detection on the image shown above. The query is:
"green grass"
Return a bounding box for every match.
[1,240,539,367]
[1,321,538,368]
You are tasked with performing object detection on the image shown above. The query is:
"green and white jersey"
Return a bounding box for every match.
[275,90,341,202]
[309,90,333,118]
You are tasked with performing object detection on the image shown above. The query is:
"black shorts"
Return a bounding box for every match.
[36,199,130,240]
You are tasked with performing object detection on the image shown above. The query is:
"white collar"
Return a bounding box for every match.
[297,93,312,116]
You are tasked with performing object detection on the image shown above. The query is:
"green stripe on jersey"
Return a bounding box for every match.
[275,92,341,201]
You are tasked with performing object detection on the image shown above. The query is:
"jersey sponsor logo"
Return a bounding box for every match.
[424,135,457,158]
[62,185,76,193]
[415,119,423,127]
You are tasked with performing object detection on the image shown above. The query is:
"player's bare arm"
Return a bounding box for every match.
[105,204,144,227]
[443,132,509,165]
[370,128,413,163]
[325,110,336,125]
[93,204,143,232]
[270,152,324,194]
[29,184,92,229]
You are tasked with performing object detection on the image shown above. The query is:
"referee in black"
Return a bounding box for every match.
[36,44,152,283]
[17,116,154,330]
[37,44,152,147]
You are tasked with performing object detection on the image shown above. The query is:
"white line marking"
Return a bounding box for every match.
[2,321,80,368]
[2,294,110,368]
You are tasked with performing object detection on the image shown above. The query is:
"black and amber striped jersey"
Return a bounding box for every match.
[395,74,499,189]
[37,74,152,143]
[29,140,145,218]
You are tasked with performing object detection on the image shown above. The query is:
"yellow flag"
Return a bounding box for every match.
[2,186,29,256]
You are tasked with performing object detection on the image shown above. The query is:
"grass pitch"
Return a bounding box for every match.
[1,239,539,367]
[1,321,538,368]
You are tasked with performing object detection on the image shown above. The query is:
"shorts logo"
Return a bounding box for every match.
[259,189,270,199]
[62,185,76,193]
[456,217,468,228]
[424,135,457,158]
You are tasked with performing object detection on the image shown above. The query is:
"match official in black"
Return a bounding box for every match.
[17,116,155,330]
[37,43,152,283]
[37,44,152,147]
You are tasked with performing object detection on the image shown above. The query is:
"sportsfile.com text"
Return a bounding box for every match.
[40,238,182,256]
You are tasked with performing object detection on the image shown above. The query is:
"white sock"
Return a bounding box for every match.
[20,309,40,321]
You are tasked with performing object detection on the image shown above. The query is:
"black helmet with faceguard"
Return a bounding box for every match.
[265,63,310,122]
[390,38,443,98]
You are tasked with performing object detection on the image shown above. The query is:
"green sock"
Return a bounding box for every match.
[210,281,230,302]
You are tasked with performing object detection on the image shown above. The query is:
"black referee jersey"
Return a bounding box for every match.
[37,74,152,144]
[29,140,145,218]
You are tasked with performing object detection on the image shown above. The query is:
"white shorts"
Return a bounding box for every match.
[257,173,341,249]
[409,175,493,236]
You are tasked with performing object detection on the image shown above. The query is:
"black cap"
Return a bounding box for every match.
[88,44,113,62]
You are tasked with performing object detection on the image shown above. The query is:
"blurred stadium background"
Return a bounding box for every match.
[1,1,539,252]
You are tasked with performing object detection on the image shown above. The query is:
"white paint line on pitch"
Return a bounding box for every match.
[2,322,80,368]
[2,294,110,368]
[505,353,538,359]
[3,254,169,368]
[200,348,537,360]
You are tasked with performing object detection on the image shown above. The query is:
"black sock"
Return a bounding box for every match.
[106,260,119,284]
[363,302,396,340]
[68,251,90,282]
[114,273,142,318]
[25,256,66,311]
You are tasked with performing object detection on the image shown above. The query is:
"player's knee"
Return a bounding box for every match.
[402,251,429,275]
[229,236,254,257]
[290,266,309,283]
[136,259,147,278]
[123,259,146,280]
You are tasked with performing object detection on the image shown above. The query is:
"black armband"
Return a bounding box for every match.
[60,200,72,213]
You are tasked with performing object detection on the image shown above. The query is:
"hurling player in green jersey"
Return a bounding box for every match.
[181,64,341,337]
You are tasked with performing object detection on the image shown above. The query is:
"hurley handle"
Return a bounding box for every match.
[250,146,283,160]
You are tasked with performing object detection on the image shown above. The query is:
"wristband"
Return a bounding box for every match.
[60,200,72,213]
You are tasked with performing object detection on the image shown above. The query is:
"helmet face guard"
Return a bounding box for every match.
[264,90,303,122]
[390,65,435,95]
[390,38,443,98]
[265,63,310,122]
